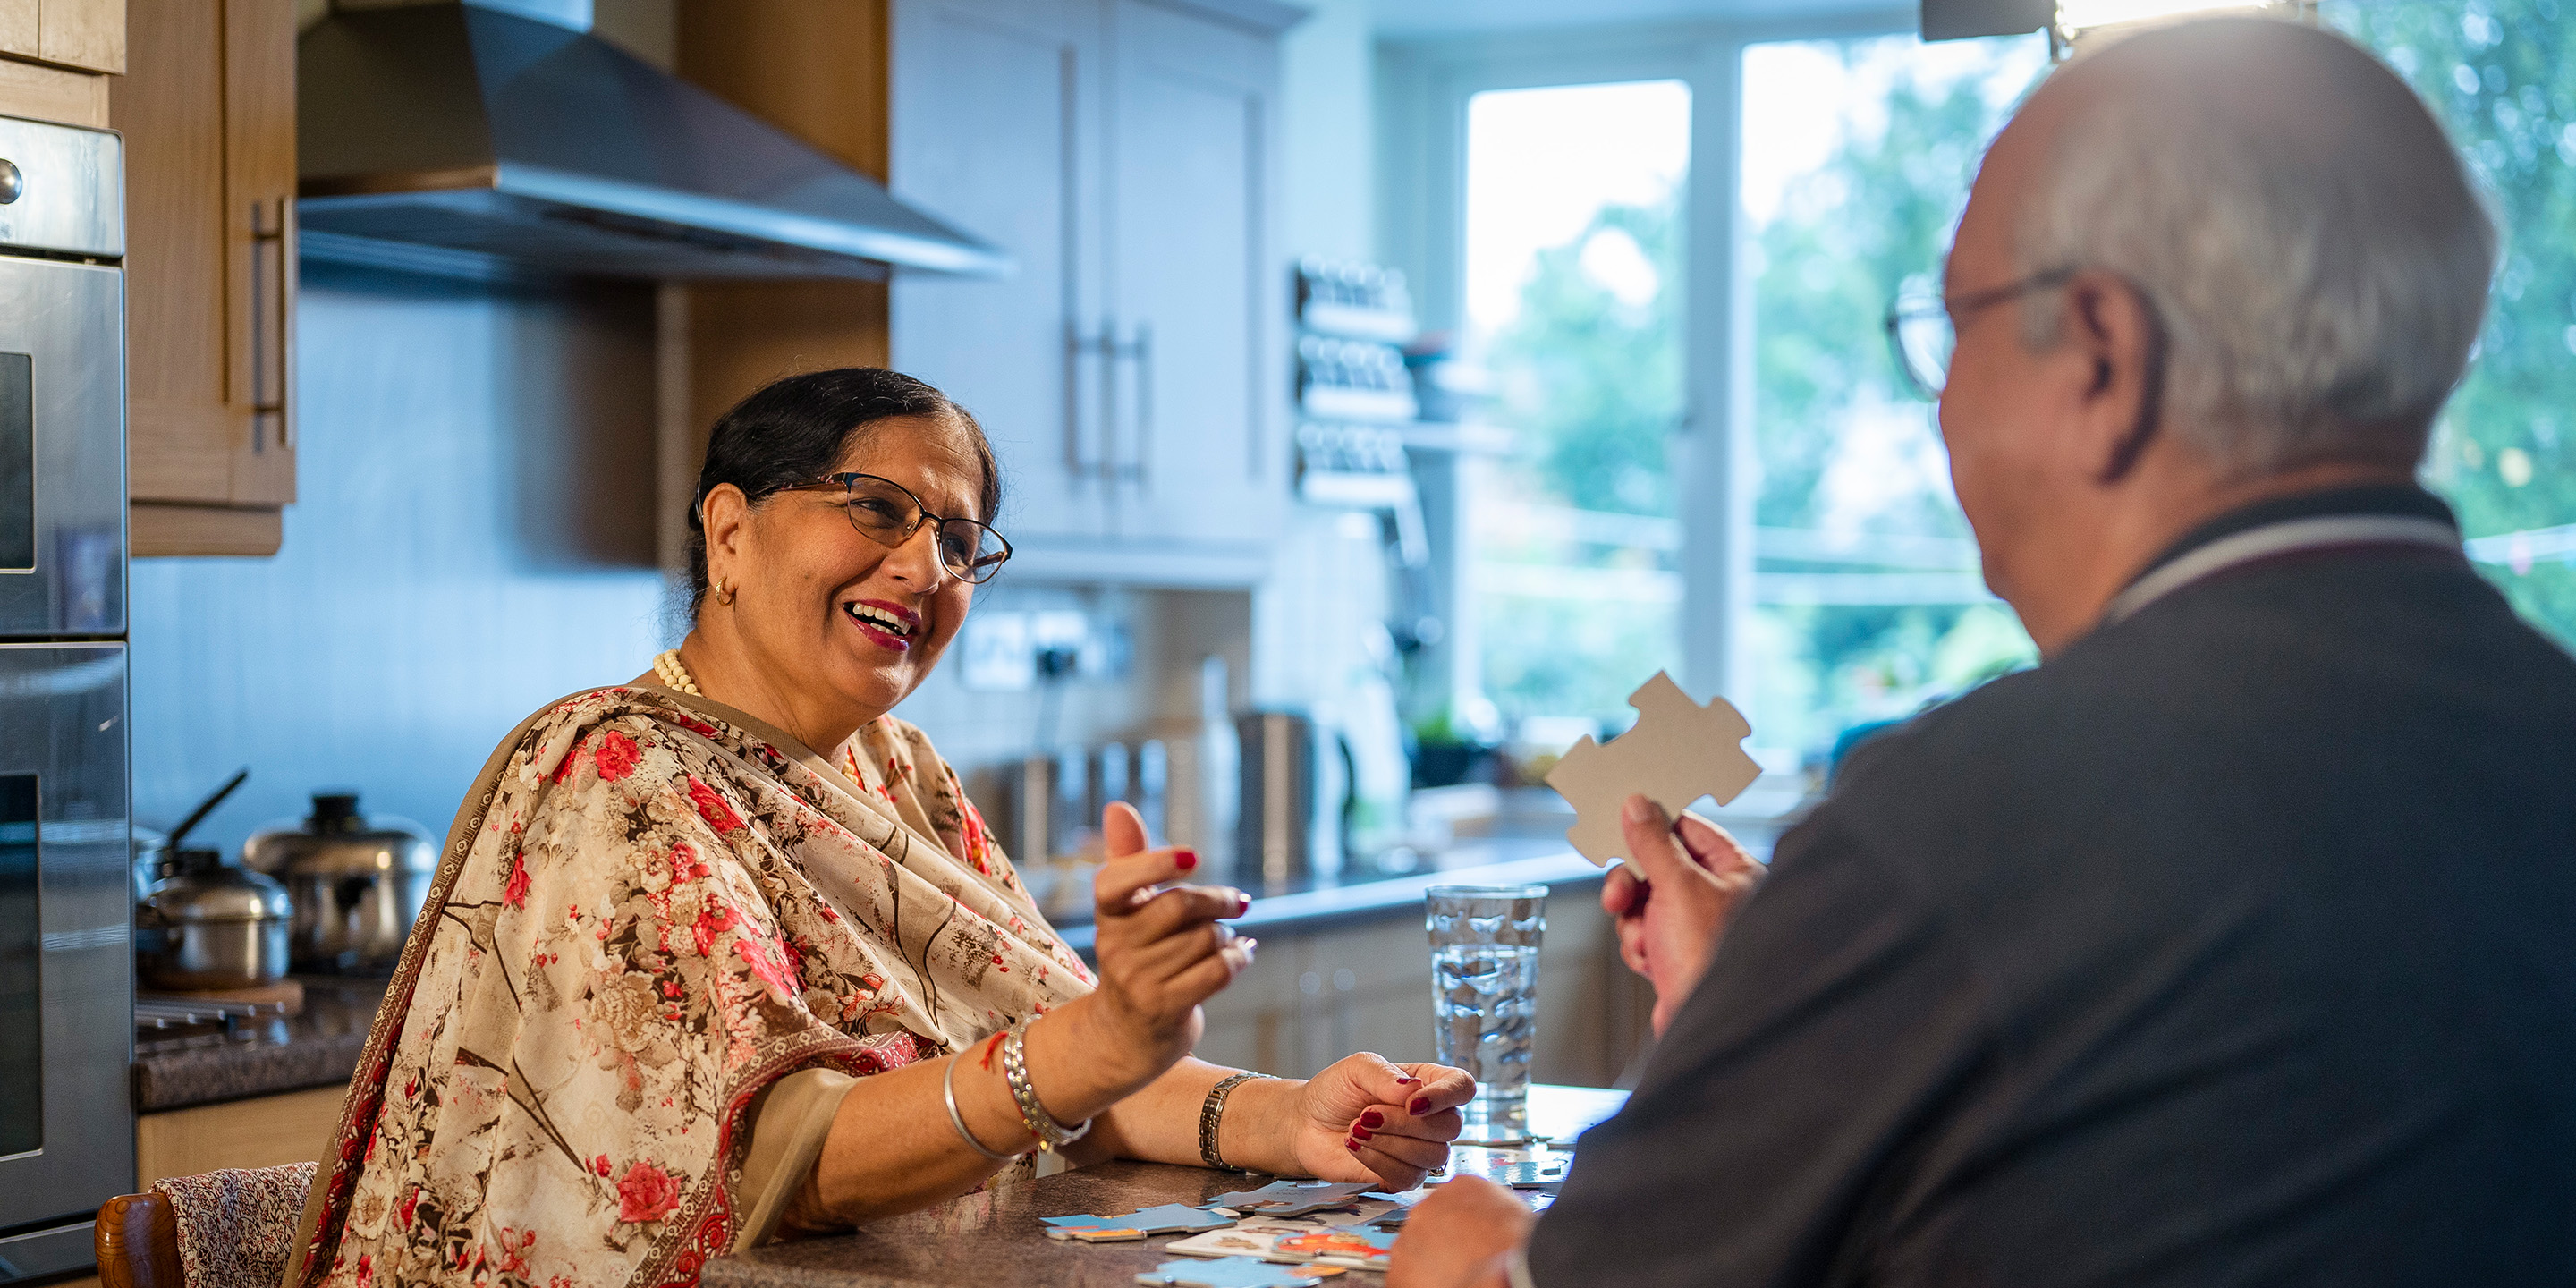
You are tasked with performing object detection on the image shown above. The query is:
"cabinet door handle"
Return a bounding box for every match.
[1126,321,1152,486]
[249,197,295,449]
[1067,319,1120,480]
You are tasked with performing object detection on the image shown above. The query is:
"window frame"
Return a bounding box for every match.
[1377,4,1919,720]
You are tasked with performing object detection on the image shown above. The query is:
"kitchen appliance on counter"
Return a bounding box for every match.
[136,851,292,991]
[1236,710,1351,892]
[245,792,436,971]
[0,114,131,1284]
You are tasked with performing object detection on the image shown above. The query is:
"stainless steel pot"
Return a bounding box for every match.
[243,792,436,971]
[137,849,292,990]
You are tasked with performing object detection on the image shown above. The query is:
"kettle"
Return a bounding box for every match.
[243,792,436,971]
[136,848,292,990]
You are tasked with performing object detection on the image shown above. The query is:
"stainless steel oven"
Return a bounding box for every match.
[0,114,131,1284]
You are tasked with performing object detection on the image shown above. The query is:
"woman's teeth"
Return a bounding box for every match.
[845,603,914,638]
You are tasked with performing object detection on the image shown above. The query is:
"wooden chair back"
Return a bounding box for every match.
[96,1190,185,1288]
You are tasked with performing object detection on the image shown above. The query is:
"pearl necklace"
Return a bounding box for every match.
[651,649,872,793]
[651,649,702,697]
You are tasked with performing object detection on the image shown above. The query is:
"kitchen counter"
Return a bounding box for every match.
[703,1083,1630,1288]
[1052,818,1790,955]
[131,974,389,1112]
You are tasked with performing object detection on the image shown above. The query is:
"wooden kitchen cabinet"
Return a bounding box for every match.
[890,0,1292,583]
[1101,0,1285,549]
[113,0,296,557]
[1196,888,1655,1089]
[0,0,123,74]
[0,0,119,129]
[135,1085,343,1186]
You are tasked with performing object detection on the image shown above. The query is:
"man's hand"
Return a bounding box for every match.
[1599,795,1766,1034]
[1389,1176,1533,1288]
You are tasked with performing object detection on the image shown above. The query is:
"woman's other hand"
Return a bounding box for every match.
[1086,801,1254,1087]
[1284,1054,1472,1191]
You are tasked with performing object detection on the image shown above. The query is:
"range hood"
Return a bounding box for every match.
[297,0,1010,283]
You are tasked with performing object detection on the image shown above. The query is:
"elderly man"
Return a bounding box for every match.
[1391,15,2576,1288]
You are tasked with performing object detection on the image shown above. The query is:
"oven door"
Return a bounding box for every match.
[0,643,131,1282]
[0,256,123,640]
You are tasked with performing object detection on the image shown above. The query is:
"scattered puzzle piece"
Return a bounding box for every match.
[1044,1204,1235,1237]
[1491,1160,1569,1191]
[1047,1226,1148,1243]
[1134,1257,1337,1288]
[1544,671,1761,865]
[1275,1227,1397,1268]
[1203,1181,1381,1217]
[1165,1224,1310,1259]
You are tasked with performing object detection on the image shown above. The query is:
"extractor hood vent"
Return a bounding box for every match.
[297,2,1011,284]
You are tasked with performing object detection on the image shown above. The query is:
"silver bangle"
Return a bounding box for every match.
[1000,1023,1092,1152]
[944,1052,1021,1163]
[1199,1072,1263,1170]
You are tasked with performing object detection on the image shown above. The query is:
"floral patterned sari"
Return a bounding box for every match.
[280,684,1092,1288]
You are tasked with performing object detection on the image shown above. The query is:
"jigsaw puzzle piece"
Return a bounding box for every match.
[1044,1203,1235,1238]
[1275,1226,1397,1269]
[1165,1221,1318,1260]
[1204,1181,1381,1217]
[1544,670,1760,865]
[1135,1257,1339,1288]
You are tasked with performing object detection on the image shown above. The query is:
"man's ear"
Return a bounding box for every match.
[2059,269,2165,485]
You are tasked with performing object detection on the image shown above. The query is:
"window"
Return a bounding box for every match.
[2327,1,2576,652]
[1739,34,2047,763]
[1460,80,1692,737]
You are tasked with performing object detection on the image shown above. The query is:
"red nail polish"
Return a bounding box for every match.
[1352,1125,1374,1141]
[1360,1110,1385,1129]
[1345,1137,1360,1151]
[1175,849,1198,870]
[1395,1076,1421,1085]
[1235,894,1251,916]
[1409,1097,1431,1114]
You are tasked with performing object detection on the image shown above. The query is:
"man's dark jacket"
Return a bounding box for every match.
[1531,487,2576,1285]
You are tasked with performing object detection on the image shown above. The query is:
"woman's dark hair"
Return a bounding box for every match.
[685,368,1003,614]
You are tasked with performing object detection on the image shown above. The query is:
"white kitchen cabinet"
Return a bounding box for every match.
[1103,0,1284,548]
[891,0,1291,582]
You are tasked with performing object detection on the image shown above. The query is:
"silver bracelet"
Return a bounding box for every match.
[944,1051,1021,1163]
[1000,1023,1092,1152]
[1199,1072,1264,1170]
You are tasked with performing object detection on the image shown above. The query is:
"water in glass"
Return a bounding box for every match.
[1427,884,1547,1144]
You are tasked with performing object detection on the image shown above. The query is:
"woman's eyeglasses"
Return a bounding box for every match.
[1883,267,2076,400]
[784,472,1012,584]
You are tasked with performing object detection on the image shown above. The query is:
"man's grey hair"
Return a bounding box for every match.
[2014,17,2498,478]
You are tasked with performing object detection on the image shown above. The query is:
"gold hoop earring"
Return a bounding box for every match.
[716,578,736,606]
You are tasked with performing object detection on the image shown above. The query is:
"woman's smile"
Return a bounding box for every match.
[843,597,922,652]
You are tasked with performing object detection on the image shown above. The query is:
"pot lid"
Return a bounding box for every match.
[242,791,438,875]
[148,852,293,923]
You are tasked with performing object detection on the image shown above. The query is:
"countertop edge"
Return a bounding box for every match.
[1054,850,1610,954]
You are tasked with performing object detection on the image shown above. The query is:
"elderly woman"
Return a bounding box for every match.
[283,369,1473,1288]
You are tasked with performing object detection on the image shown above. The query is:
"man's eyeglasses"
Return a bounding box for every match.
[1883,267,2076,400]
[783,472,1012,584]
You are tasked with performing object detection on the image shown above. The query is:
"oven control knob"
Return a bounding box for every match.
[0,157,20,204]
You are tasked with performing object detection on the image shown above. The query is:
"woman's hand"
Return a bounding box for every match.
[1277,1054,1474,1191]
[1083,801,1255,1089]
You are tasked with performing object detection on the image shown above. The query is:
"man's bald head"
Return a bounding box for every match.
[1994,17,2496,477]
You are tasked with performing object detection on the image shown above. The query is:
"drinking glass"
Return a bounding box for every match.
[1427,883,1547,1145]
